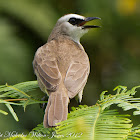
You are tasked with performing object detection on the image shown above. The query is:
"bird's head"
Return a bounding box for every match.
[48,14,101,43]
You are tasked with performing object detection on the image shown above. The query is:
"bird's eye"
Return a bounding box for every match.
[68,18,77,25]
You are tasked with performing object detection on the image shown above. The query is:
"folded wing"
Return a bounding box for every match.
[64,61,89,98]
[33,45,62,92]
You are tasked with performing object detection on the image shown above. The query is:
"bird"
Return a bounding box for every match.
[33,14,100,128]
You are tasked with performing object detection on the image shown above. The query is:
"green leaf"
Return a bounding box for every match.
[55,106,132,140]
[0,99,22,105]
[113,85,127,94]
[23,99,47,112]
[99,86,140,115]
[1,82,140,140]
[100,90,108,100]
[0,81,47,122]
[127,124,140,139]
[0,109,8,115]
[0,81,38,99]
[5,103,19,122]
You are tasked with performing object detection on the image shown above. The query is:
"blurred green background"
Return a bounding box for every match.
[0,0,140,134]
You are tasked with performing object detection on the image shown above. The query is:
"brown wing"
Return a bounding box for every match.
[64,52,90,99]
[33,44,62,92]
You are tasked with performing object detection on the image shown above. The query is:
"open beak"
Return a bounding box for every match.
[79,17,101,29]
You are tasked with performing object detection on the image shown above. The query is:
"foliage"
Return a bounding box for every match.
[0,81,47,121]
[54,85,140,140]
[0,81,140,139]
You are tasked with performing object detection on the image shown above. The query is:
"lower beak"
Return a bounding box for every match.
[79,17,101,29]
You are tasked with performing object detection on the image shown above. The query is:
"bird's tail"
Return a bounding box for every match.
[43,89,69,128]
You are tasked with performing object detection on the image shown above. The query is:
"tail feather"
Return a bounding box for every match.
[48,94,55,126]
[54,93,63,120]
[43,96,51,128]
[43,91,69,128]
[62,96,69,121]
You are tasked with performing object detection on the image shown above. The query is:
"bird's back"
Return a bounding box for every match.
[33,35,90,127]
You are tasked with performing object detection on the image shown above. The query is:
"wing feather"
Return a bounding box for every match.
[33,44,62,92]
[64,62,89,98]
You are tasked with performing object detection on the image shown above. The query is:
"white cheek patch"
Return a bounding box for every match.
[64,22,88,43]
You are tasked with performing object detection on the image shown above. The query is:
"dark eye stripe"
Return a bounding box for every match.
[68,17,84,25]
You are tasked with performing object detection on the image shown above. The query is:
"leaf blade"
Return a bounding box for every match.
[5,103,19,122]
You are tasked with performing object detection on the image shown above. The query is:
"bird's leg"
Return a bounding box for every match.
[40,94,48,111]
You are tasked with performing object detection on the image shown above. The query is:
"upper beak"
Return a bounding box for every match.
[79,17,101,29]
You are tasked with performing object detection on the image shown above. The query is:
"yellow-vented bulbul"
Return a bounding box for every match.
[33,14,100,128]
